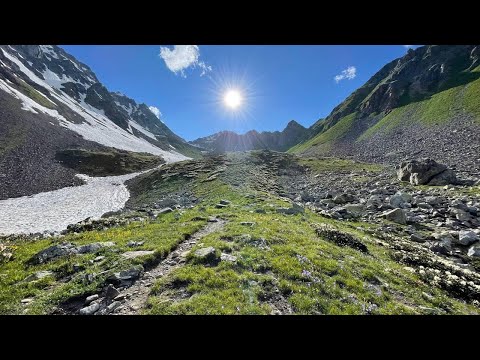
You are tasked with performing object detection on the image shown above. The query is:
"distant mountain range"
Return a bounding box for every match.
[190,120,309,152]
[0,45,199,199]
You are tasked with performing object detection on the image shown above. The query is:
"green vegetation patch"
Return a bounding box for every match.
[55,148,164,177]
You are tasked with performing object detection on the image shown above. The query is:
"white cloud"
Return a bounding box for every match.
[148,106,163,122]
[403,45,413,48]
[159,45,212,77]
[334,66,357,83]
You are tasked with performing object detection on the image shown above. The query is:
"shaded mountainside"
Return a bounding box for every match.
[191,120,309,152]
[0,45,199,199]
[290,45,480,173]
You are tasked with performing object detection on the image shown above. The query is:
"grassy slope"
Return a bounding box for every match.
[1,156,477,315]
[289,113,357,154]
[359,75,480,141]
[291,66,480,155]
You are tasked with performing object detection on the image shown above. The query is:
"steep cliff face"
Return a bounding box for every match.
[0,45,199,199]
[191,120,310,152]
[291,45,480,172]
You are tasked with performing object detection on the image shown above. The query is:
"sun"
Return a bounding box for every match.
[224,89,242,109]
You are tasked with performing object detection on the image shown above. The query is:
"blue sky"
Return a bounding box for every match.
[61,45,418,141]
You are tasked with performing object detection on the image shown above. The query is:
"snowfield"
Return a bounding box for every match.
[0,172,143,236]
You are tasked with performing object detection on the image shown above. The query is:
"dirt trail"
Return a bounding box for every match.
[114,218,227,315]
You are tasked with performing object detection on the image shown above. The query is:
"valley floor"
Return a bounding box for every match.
[1,151,479,315]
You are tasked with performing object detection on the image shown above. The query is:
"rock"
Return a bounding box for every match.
[430,241,452,255]
[381,208,407,225]
[467,244,480,257]
[240,222,255,226]
[366,195,383,209]
[104,301,121,314]
[220,253,237,262]
[77,242,115,254]
[451,208,471,222]
[344,204,365,217]
[207,217,218,222]
[219,199,231,205]
[113,294,125,301]
[23,270,54,282]
[456,231,479,246]
[121,250,155,259]
[108,265,144,285]
[396,158,457,186]
[433,231,455,243]
[193,247,218,264]
[159,207,173,214]
[30,242,77,264]
[276,203,304,215]
[316,224,368,253]
[79,302,100,315]
[21,298,34,304]
[94,256,105,262]
[215,204,229,209]
[85,294,99,304]
[428,169,458,186]
[255,209,266,214]
[333,193,356,205]
[105,284,120,299]
[425,196,440,205]
[127,241,144,247]
[389,192,412,208]
[410,233,426,243]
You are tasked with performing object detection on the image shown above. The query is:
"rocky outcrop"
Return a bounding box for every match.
[396,158,458,186]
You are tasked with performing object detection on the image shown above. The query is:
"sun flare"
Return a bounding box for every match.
[224,89,242,109]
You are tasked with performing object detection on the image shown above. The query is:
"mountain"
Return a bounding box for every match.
[191,120,309,152]
[290,45,480,173]
[0,45,199,199]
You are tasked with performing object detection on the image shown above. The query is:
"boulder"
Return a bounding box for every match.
[220,253,237,262]
[467,244,480,257]
[276,203,305,215]
[333,193,357,205]
[456,231,479,246]
[396,158,457,186]
[344,204,365,217]
[219,200,231,205]
[381,208,407,225]
[193,247,219,264]
[366,195,383,210]
[79,303,100,315]
[30,243,78,264]
[77,242,115,254]
[389,191,413,208]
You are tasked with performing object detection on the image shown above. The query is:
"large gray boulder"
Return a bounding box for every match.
[381,208,407,225]
[396,158,457,186]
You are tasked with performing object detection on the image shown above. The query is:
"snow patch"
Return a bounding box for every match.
[39,45,59,59]
[0,172,142,235]
[129,120,157,140]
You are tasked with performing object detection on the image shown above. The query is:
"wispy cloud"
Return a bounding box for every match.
[159,45,212,77]
[149,106,163,122]
[334,66,357,83]
[403,45,414,48]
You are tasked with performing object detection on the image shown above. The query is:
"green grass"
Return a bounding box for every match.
[289,113,357,154]
[1,153,478,315]
[55,148,164,177]
[359,77,480,141]
[0,211,207,314]
[144,185,477,315]
[15,78,56,109]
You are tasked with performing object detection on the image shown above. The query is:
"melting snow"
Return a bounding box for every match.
[0,172,142,235]
[129,120,157,140]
